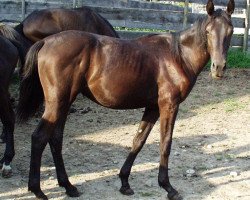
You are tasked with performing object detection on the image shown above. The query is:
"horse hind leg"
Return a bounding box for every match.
[29,96,80,199]
[119,106,159,195]
[0,88,15,178]
[48,105,80,197]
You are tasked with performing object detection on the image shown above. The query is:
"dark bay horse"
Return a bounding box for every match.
[17,0,234,199]
[0,35,19,178]
[0,24,30,69]
[0,7,118,73]
[15,6,119,42]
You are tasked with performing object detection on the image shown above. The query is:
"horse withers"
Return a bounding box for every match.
[17,0,235,199]
[0,35,19,178]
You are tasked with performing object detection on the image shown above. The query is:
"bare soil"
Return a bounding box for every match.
[0,69,249,200]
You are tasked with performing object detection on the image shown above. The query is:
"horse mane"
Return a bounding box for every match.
[168,15,209,74]
[93,11,120,38]
[74,6,119,38]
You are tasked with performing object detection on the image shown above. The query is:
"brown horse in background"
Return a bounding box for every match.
[0,35,20,178]
[17,0,234,199]
[0,6,119,74]
[15,6,119,42]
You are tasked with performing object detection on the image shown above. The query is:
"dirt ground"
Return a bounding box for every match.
[0,69,249,200]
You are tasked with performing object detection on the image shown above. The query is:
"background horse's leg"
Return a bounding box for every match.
[48,104,80,198]
[0,128,6,143]
[119,107,159,195]
[158,103,182,200]
[0,89,15,178]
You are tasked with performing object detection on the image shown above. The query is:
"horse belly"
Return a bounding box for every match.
[84,75,157,109]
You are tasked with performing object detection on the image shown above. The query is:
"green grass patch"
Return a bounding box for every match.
[224,98,246,112]
[227,48,250,68]
[205,48,250,69]
[115,26,167,33]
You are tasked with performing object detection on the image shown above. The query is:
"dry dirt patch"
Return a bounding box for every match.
[0,69,249,200]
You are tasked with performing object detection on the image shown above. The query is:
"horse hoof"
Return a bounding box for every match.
[35,196,48,200]
[168,192,183,200]
[2,165,12,178]
[29,187,48,200]
[66,187,81,197]
[34,192,48,200]
[120,186,134,195]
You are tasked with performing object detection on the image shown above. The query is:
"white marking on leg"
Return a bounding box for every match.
[2,163,12,171]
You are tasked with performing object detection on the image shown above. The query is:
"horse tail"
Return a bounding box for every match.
[17,40,45,122]
[14,23,25,37]
[0,24,28,67]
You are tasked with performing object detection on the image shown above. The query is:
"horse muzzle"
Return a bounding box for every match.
[210,61,226,79]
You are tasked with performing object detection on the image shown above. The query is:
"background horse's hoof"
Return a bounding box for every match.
[168,192,183,200]
[66,187,81,197]
[119,186,134,195]
[1,164,12,178]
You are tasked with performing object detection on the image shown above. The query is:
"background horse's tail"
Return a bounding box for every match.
[17,40,45,122]
[14,23,25,37]
[0,24,30,67]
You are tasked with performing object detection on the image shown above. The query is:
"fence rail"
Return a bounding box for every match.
[0,0,249,51]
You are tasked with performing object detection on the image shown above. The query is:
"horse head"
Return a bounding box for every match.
[206,0,235,79]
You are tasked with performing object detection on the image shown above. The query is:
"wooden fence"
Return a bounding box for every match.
[0,0,249,51]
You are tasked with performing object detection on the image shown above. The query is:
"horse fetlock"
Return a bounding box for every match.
[119,170,130,179]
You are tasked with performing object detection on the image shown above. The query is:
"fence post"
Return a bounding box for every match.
[21,0,26,20]
[243,0,250,52]
[183,0,189,28]
[73,0,77,8]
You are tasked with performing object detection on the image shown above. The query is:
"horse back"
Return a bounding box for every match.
[22,7,118,42]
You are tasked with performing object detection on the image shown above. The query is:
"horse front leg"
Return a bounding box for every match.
[119,107,159,195]
[0,90,15,178]
[158,102,182,200]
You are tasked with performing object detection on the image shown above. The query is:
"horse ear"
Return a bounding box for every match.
[206,0,214,16]
[227,0,235,15]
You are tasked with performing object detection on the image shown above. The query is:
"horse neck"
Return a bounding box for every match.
[178,21,210,78]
